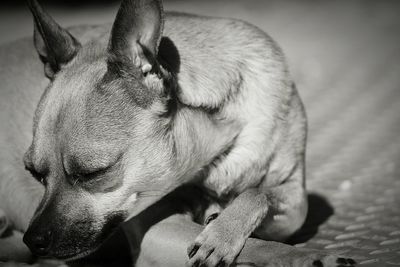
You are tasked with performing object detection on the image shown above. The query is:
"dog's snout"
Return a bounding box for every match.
[23,228,53,257]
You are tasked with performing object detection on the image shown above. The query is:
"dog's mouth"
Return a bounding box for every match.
[55,246,99,261]
[54,212,126,261]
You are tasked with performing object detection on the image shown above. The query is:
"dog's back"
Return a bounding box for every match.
[164,13,286,108]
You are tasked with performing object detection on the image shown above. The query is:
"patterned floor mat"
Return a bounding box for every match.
[291,7,400,264]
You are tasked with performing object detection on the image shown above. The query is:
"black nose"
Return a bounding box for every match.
[23,229,53,257]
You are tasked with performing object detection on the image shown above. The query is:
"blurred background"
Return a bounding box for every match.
[1,0,400,266]
[1,0,399,91]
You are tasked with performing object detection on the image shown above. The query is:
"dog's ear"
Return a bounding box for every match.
[27,0,81,79]
[108,0,164,74]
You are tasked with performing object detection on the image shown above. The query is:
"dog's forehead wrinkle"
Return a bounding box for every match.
[72,41,108,65]
[85,78,153,141]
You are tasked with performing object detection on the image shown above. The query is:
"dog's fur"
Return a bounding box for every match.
[0,0,356,266]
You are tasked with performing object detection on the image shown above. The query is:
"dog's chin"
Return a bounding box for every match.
[54,246,99,262]
[56,214,126,261]
[46,213,127,261]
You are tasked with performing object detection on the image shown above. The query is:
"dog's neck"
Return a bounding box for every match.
[168,103,239,185]
[148,48,241,186]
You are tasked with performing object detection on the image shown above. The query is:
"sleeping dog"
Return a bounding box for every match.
[0,0,356,266]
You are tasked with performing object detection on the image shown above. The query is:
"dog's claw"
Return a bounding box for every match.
[347,259,356,265]
[336,257,357,267]
[310,255,357,267]
[205,213,219,225]
[188,243,200,259]
[313,260,324,267]
[337,258,347,264]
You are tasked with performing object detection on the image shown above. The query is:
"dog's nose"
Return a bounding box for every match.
[23,229,53,256]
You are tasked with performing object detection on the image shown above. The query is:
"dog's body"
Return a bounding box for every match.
[0,1,355,267]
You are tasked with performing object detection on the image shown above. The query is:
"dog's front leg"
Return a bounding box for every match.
[187,188,269,267]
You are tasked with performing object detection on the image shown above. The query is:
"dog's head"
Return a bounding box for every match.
[23,0,181,260]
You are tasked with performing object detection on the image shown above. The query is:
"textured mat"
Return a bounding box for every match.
[291,33,400,267]
[294,71,400,266]
[260,2,400,265]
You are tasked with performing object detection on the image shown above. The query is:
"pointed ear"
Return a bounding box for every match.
[108,0,164,74]
[27,0,81,78]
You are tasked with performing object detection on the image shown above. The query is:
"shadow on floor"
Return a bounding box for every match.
[71,227,132,267]
[287,193,334,245]
[70,191,334,266]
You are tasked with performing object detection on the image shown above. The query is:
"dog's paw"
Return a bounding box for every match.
[245,249,357,267]
[290,254,356,267]
[279,251,356,267]
[232,240,357,267]
[204,213,219,225]
[309,256,356,267]
[187,221,245,267]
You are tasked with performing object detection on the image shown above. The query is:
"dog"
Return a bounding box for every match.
[0,0,357,266]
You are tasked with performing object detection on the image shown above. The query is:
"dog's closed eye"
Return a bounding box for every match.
[70,166,112,186]
[64,152,123,185]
